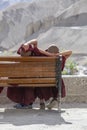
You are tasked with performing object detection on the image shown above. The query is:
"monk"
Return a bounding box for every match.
[34,44,72,109]
[45,45,72,109]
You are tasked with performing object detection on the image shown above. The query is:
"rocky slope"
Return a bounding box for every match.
[0,0,32,10]
[0,0,87,66]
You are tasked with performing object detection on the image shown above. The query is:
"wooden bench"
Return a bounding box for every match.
[0,56,62,112]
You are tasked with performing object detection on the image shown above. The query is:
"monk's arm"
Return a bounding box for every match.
[38,49,72,57]
[38,49,57,57]
[22,39,37,51]
[24,39,37,47]
[58,50,72,59]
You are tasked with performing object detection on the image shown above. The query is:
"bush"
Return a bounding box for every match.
[62,60,78,75]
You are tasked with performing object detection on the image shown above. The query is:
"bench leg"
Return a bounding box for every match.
[58,95,61,112]
[56,55,62,112]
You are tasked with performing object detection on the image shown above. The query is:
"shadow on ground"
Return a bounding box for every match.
[0,108,72,126]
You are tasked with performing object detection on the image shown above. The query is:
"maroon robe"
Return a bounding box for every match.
[47,56,66,98]
[7,46,46,105]
[35,56,66,101]
[0,87,3,93]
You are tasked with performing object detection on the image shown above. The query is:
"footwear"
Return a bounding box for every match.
[46,99,58,109]
[40,103,45,109]
[14,103,32,109]
[14,103,24,109]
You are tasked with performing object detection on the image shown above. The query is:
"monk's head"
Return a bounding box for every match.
[20,50,31,56]
[20,44,32,56]
[47,44,59,54]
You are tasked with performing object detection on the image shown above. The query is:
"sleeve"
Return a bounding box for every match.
[17,44,33,55]
[33,47,46,56]
[17,44,23,55]
[62,56,66,71]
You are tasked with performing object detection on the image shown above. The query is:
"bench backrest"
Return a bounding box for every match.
[0,56,62,87]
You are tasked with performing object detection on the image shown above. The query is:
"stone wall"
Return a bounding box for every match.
[62,75,87,103]
[0,75,87,104]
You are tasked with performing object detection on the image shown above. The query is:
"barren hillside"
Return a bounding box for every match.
[0,0,87,66]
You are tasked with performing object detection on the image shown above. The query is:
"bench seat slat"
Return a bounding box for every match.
[0,65,55,72]
[0,83,56,87]
[0,62,55,66]
[0,78,56,84]
[0,56,57,62]
[0,72,56,77]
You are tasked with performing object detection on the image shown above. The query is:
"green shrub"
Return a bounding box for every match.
[62,60,78,75]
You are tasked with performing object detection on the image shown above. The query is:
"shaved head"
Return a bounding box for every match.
[47,45,59,53]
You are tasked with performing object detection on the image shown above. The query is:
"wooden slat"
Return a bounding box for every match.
[0,56,57,62]
[0,83,56,87]
[0,71,56,77]
[0,62,55,67]
[0,63,55,72]
[0,78,56,84]
[0,67,55,73]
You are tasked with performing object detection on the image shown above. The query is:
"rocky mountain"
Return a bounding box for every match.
[0,0,87,66]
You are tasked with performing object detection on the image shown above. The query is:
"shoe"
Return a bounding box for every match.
[14,103,32,109]
[46,99,58,110]
[14,103,24,109]
[40,103,45,110]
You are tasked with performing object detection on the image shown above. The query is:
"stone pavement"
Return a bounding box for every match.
[0,103,87,130]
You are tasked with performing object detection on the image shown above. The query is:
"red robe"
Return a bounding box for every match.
[34,56,66,100]
[0,87,3,93]
[7,46,47,105]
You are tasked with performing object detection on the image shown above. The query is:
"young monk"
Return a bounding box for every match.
[34,44,72,109]
[45,45,72,109]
